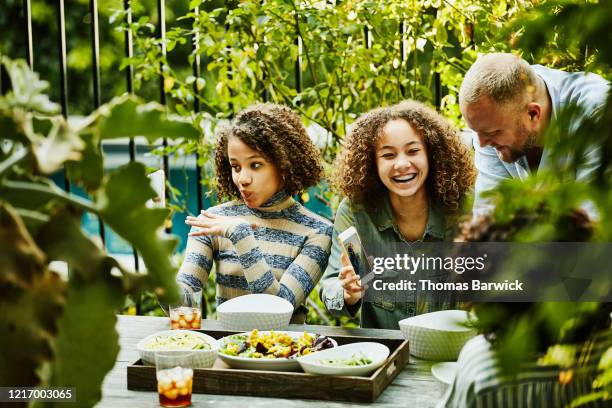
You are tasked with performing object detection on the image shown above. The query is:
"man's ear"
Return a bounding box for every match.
[526,102,542,121]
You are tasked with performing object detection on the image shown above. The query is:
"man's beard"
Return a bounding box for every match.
[504,122,538,163]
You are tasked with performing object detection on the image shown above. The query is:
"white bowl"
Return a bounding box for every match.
[297,342,390,377]
[398,310,476,361]
[217,331,337,371]
[137,330,219,368]
[216,294,293,331]
[431,362,458,385]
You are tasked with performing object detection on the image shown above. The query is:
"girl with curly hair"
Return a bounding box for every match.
[320,100,475,329]
[177,103,332,323]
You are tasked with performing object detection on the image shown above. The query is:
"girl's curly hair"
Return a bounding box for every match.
[214,103,324,200]
[334,100,476,215]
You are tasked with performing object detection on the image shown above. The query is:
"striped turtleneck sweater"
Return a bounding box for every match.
[176,191,333,320]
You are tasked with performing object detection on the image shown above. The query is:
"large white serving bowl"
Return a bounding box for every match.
[398,310,476,361]
[137,330,219,368]
[297,342,390,377]
[217,331,337,371]
[216,294,293,331]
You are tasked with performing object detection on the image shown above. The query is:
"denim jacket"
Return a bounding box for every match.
[319,195,451,329]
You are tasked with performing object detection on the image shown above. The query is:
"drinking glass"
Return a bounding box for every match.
[170,290,202,330]
[155,352,194,407]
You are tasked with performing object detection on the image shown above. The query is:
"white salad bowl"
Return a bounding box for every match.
[136,329,218,368]
[216,294,293,331]
[297,342,390,377]
[399,310,476,361]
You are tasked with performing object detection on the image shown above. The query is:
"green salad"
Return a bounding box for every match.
[219,330,335,359]
[317,352,373,367]
[144,332,210,351]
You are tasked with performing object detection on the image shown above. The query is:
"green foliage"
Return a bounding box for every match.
[0,57,199,407]
[103,0,544,222]
[477,105,612,406]
[2,0,595,215]
[112,0,610,330]
[39,274,124,408]
[0,204,65,387]
[122,0,538,140]
[98,162,179,293]
[513,0,611,76]
[472,2,612,404]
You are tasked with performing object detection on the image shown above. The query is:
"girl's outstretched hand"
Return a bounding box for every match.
[185,211,258,237]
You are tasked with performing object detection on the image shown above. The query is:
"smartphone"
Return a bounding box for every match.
[338,226,377,286]
[338,226,362,263]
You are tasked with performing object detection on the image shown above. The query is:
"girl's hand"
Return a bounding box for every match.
[339,251,363,306]
[185,211,258,237]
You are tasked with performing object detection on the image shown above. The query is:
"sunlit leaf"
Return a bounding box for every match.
[97,162,180,303]
[33,118,85,174]
[94,95,199,142]
[0,57,60,114]
[43,273,124,408]
[65,129,103,191]
[35,211,122,282]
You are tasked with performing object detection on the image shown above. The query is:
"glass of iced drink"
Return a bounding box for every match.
[170,290,202,330]
[155,352,194,407]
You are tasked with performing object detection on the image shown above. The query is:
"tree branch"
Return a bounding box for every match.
[288,1,334,131]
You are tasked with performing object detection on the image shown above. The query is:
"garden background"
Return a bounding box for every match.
[1,1,611,405]
[3,0,607,325]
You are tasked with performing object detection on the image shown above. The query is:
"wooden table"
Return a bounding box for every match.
[98,315,446,407]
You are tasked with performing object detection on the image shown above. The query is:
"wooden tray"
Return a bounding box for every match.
[127,328,410,403]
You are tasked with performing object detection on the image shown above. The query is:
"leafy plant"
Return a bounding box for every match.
[467,1,612,404]
[108,0,542,220]
[0,57,199,407]
[110,0,606,329]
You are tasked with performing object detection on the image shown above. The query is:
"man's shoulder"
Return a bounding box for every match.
[532,64,610,111]
[532,64,608,85]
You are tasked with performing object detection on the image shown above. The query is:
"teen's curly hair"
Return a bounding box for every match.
[334,100,475,215]
[214,103,324,200]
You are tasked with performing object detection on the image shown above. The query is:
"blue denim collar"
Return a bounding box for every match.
[373,193,445,241]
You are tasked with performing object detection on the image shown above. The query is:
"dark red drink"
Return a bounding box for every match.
[157,367,193,407]
[159,392,192,407]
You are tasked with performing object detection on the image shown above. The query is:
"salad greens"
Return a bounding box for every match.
[144,332,210,351]
[317,352,373,367]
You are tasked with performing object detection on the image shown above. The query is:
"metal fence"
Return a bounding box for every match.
[4,0,445,315]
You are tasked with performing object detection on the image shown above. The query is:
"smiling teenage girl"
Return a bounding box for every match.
[177,103,332,323]
[320,100,475,329]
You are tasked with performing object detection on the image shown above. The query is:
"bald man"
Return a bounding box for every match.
[459,53,609,217]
